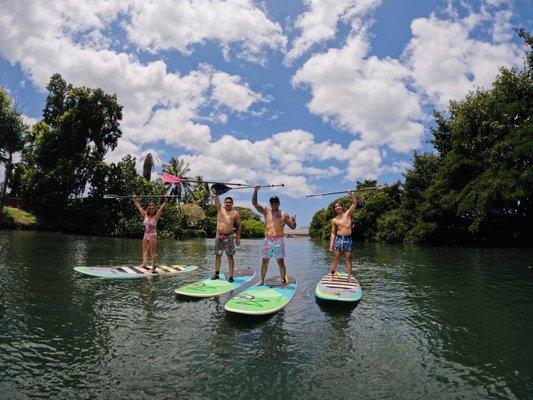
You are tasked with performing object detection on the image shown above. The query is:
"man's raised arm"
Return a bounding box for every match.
[252,185,265,214]
[346,192,358,215]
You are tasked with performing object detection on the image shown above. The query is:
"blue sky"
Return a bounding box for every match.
[0,0,530,226]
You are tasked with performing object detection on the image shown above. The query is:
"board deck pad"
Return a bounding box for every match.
[315,272,362,302]
[224,276,297,315]
[74,264,198,279]
[174,268,255,298]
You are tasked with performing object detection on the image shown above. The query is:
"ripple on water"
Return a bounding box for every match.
[1,233,532,399]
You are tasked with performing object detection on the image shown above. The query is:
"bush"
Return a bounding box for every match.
[375,210,408,243]
[241,219,265,238]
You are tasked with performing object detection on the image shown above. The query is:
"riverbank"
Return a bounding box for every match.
[0,206,39,229]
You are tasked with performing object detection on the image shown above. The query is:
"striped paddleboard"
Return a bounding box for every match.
[224,276,296,316]
[315,272,362,302]
[174,268,255,298]
[74,264,198,279]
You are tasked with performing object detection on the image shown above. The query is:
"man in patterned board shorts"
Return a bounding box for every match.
[212,194,242,282]
[252,185,297,286]
[329,192,359,282]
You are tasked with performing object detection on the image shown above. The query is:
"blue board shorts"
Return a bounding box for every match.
[333,235,353,252]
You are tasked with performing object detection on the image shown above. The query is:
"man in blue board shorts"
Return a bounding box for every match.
[329,192,358,282]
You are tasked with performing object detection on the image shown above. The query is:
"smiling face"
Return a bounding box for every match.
[270,199,280,212]
[224,197,234,211]
[146,203,157,216]
[334,201,343,215]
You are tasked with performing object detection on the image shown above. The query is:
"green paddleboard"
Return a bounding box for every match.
[174,268,255,298]
[315,272,363,302]
[74,264,198,279]
[224,276,297,315]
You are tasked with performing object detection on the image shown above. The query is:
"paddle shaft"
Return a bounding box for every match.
[104,194,179,199]
[305,186,389,198]
[222,184,284,190]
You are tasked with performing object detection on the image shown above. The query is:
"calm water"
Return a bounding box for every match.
[1,230,532,400]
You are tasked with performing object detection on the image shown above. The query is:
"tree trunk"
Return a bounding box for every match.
[1,152,13,209]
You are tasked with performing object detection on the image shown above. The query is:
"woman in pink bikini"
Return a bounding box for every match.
[133,196,170,273]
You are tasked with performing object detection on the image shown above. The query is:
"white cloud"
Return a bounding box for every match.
[404,13,523,108]
[292,33,425,153]
[285,0,381,64]
[210,69,266,112]
[492,10,513,43]
[0,0,267,157]
[125,0,286,62]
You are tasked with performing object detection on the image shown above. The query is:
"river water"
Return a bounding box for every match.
[0,230,532,400]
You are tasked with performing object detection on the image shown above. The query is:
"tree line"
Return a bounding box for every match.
[310,30,532,246]
[0,74,265,238]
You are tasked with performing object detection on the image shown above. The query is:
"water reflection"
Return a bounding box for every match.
[1,231,532,399]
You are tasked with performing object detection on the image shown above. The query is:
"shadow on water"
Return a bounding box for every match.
[224,309,276,329]
[315,297,360,316]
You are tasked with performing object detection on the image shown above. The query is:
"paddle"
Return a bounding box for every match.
[161,172,257,187]
[103,194,178,199]
[305,185,389,198]
[211,183,284,196]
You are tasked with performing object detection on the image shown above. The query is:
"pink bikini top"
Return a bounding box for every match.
[144,218,157,232]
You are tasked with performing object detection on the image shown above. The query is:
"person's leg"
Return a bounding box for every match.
[211,254,222,279]
[330,251,340,275]
[345,251,352,282]
[260,258,269,285]
[149,237,158,271]
[227,255,235,282]
[142,238,149,268]
[276,258,287,285]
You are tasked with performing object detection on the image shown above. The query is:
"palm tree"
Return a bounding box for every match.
[162,157,191,178]
[139,152,161,181]
[162,157,193,203]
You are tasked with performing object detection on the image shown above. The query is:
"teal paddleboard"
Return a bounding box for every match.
[315,272,362,302]
[224,276,297,315]
[74,264,198,279]
[174,268,255,298]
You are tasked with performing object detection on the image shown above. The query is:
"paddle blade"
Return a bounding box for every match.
[211,183,231,196]
[161,173,184,184]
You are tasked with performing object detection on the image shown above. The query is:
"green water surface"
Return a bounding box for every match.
[1,230,532,399]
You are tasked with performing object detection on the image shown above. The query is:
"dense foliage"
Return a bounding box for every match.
[310,31,532,246]
[3,74,263,239]
[0,87,28,206]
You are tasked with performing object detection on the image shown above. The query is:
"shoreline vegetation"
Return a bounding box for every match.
[1,31,531,245]
[311,30,532,246]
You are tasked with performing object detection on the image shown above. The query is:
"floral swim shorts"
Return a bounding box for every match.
[333,235,353,252]
[214,232,236,256]
[261,237,286,259]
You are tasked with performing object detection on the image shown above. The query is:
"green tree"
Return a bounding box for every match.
[0,87,28,205]
[20,74,123,221]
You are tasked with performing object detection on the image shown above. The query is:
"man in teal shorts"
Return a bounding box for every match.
[252,185,297,286]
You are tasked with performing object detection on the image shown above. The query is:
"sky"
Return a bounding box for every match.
[0,0,531,226]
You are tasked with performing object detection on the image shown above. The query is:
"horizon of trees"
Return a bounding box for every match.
[310,30,532,246]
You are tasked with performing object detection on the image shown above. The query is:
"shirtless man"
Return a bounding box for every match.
[329,192,358,282]
[252,185,297,286]
[212,194,242,282]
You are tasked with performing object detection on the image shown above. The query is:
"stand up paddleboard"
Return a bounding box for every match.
[74,264,198,279]
[224,276,297,316]
[315,272,362,302]
[174,268,255,298]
